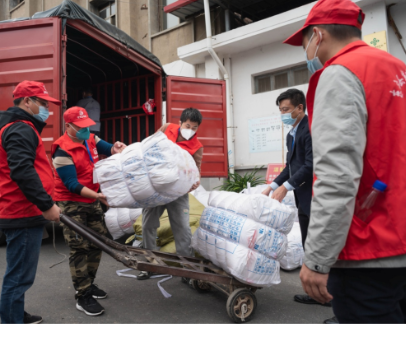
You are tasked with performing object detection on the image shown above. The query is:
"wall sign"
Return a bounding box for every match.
[364,30,388,52]
[265,163,284,184]
[248,115,291,153]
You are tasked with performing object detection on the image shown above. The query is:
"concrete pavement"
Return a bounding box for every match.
[0,228,334,324]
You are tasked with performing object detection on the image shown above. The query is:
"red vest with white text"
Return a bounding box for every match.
[307,41,406,260]
[164,123,203,155]
[0,121,54,218]
[52,133,99,203]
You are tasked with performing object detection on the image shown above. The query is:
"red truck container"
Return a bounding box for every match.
[0,3,228,178]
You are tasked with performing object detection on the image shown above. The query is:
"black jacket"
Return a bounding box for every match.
[274,115,313,216]
[0,107,54,228]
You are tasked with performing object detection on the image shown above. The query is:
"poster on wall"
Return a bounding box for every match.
[248,115,291,153]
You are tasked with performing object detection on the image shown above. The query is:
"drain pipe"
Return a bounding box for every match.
[203,0,235,174]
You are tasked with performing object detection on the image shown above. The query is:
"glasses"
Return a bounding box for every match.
[31,97,49,109]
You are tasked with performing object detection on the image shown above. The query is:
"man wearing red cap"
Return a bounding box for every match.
[284,0,406,323]
[52,107,126,317]
[0,80,61,324]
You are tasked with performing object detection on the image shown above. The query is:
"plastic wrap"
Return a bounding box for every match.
[94,132,199,208]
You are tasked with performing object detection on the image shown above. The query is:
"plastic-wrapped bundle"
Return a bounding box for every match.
[94,132,199,208]
[209,191,295,234]
[105,208,142,240]
[200,207,288,261]
[192,228,281,286]
[280,222,304,271]
[192,192,296,287]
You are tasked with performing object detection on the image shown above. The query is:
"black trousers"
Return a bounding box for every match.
[297,205,309,249]
[328,268,406,324]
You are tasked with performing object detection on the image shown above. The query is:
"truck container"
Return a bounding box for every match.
[0,1,228,177]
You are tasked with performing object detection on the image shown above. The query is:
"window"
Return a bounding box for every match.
[162,0,180,30]
[254,65,311,94]
[10,0,24,9]
[99,1,116,26]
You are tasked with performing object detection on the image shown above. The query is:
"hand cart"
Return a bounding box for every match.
[60,214,260,323]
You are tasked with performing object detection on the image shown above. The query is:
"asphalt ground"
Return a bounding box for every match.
[0,227,334,324]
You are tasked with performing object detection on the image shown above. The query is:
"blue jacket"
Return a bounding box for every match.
[274,115,313,216]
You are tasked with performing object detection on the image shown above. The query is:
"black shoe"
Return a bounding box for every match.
[89,284,107,299]
[76,290,104,316]
[324,316,339,324]
[137,271,156,280]
[23,311,43,324]
[181,277,190,284]
[294,294,332,307]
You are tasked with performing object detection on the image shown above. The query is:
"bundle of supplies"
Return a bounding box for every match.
[93,132,200,208]
[280,222,304,271]
[105,208,142,240]
[191,191,296,287]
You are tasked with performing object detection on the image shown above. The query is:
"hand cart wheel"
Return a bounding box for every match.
[226,288,257,323]
[191,279,212,293]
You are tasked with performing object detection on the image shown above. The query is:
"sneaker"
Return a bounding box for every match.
[23,311,43,324]
[76,290,104,316]
[89,284,107,299]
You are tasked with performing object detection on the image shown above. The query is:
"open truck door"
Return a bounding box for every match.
[166,76,228,178]
[0,18,63,162]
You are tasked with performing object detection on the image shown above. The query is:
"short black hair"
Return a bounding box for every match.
[276,89,306,112]
[180,108,202,125]
[13,97,24,106]
[82,87,93,95]
[303,24,362,42]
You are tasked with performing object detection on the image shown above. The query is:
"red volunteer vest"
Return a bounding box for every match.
[52,133,99,203]
[164,123,203,155]
[307,41,406,261]
[0,121,54,218]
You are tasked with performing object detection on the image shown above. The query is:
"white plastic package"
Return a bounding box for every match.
[200,207,288,261]
[104,207,142,240]
[280,222,304,271]
[94,132,200,208]
[192,228,282,286]
[209,191,296,234]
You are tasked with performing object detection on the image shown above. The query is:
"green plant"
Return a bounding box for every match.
[215,166,266,193]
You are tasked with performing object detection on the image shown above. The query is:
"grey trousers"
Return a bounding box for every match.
[142,193,192,256]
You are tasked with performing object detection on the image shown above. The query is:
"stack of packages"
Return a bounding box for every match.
[191,191,296,287]
[104,208,142,240]
[93,131,200,209]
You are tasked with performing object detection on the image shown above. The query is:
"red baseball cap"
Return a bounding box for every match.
[284,0,365,46]
[13,80,61,105]
[63,107,96,128]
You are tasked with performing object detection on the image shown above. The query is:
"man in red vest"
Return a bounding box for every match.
[52,107,126,317]
[284,0,406,323]
[0,80,61,324]
[138,108,203,280]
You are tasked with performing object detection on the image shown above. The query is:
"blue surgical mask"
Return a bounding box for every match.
[305,32,324,75]
[70,124,90,141]
[281,107,298,126]
[29,98,49,122]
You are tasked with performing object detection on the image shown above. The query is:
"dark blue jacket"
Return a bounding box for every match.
[274,115,313,216]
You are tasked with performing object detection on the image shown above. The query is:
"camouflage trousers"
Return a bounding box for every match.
[58,200,107,298]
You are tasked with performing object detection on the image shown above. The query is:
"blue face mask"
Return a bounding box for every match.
[281,107,298,126]
[71,124,90,141]
[29,98,49,122]
[305,32,324,75]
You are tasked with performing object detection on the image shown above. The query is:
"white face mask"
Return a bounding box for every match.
[180,128,196,140]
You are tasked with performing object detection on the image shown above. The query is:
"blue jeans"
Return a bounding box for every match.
[0,226,43,324]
